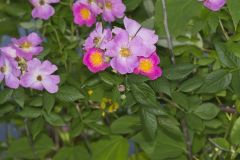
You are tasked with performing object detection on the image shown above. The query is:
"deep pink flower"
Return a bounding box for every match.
[134,53,162,80]
[101,0,126,22]
[203,0,226,11]
[83,48,109,73]
[0,54,20,89]
[72,1,96,27]
[114,17,158,57]
[105,30,146,74]
[84,22,112,50]
[12,33,43,60]
[30,0,60,20]
[20,58,60,93]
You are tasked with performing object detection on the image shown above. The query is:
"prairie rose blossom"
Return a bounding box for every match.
[72,2,96,27]
[83,48,109,73]
[0,54,20,89]
[203,0,226,11]
[101,0,126,22]
[30,0,60,20]
[20,58,60,93]
[114,17,158,57]
[12,33,43,60]
[105,30,145,74]
[84,23,112,50]
[134,53,162,80]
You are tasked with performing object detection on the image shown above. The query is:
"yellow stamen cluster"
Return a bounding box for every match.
[105,2,112,9]
[139,59,153,72]
[80,8,91,20]
[120,48,131,57]
[20,41,32,49]
[90,51,103,66]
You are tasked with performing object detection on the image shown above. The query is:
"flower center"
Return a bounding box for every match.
[88,0,95,3]
[139,59,153,72]
[90,51,103,66]
[120,48,131,57]
[0,66,6,73]
[39,0,45,5]
[36,75,43,81]
[20,41,32,50]
[105,2,112,9]
[93,37,101,46]
[80,8,91,20]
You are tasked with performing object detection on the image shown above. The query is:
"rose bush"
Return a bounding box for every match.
[1,0,240,159]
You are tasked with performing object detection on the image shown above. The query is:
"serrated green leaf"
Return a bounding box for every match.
[43,92,55,113]
[56,85,84,102]
[164,64,196,80]
[194,103,220,120]
[91,136,129,160]
[198,70,232,94]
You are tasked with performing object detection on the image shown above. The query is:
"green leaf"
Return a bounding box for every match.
[186,114,204,131]
[178,76,203,92]
[91,136,129,160]
[171,92,189,110]
[131,132,157,155]
[141,108,157,139]
[43,92,55,113]
[8,134,54,159]
[228,0,240,29]
[155,0,202,37]
[0,89,13,105]
[215,42,240,68]
[131,82,157,107]
[194,103,220,120]
[111,115,141,134]
[231,71,240,97]
[230,117,240,145]
[0,104,15,116]
[99,72,123,86]
[12,88,25,107]
[149,77,171,96]
[164,64,196,80]
[30,97,43,107]
[209,138,230,151]
[53,146,90,160]
[198,70,232,93]
[123,0,143,11]
[150,129,186,160]
[18,107,42,118]
[128,74,149,83]
[44,112,65,126]
[30,118,44,140]
[56,85,84,102]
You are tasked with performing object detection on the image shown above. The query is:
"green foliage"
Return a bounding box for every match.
[1,0,240,159]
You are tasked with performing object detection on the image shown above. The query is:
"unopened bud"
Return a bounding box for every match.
[118,85,125,92]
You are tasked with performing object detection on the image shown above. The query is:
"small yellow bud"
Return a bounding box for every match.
[88,90,93,96]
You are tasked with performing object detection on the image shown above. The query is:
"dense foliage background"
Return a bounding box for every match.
[1,0,240,159]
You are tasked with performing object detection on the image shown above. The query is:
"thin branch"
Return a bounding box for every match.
[220,106,237,114]
[219,19,230,41]
[181,119,193,160]
[161,0,175,64]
